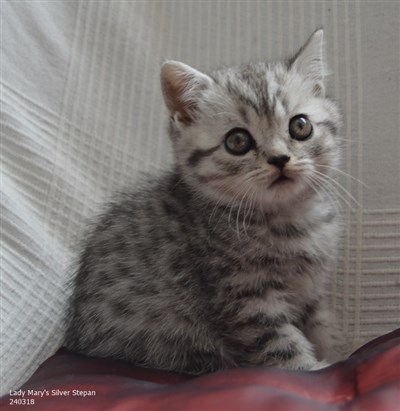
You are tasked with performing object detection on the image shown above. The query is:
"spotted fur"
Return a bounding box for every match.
[65,30,343,373]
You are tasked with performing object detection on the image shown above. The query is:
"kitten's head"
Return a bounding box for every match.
[161,30,342,211]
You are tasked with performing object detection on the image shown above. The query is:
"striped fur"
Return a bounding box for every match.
[66,30,343,373]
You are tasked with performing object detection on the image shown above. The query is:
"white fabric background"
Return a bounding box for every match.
[1,0,399,394]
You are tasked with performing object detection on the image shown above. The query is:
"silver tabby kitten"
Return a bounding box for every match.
[66,30,343,372]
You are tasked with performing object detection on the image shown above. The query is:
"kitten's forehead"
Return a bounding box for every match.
[210,62,302,121]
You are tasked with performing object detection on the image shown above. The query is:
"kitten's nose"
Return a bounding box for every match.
[267,155,291,170]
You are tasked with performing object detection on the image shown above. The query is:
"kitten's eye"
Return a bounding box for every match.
[289,115,313,141]
[224,128,254,155]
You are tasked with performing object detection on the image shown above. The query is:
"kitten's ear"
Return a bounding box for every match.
[289,29,326,96]
[160,61,212,124]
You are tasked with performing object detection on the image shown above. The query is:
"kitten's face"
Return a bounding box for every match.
[161,30,342,211]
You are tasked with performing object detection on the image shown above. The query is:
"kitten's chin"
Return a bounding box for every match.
[269,175,293,188]
[261,177,312,207]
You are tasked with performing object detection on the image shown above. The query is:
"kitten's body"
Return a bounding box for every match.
[66,30,343,372]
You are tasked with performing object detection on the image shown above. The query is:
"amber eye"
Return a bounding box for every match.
[225,128,254,155]
[289,115,313,141]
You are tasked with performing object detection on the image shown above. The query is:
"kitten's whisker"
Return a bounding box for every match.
[318,165,374,193]
[226,185,250,236]
[251,170,276,186]
[208,183,233,226]
[224,170,265,236]
[207,174,256,231]
[235,183,254,240]
[339,138,357,143]
[312,174,355,210]
[211,111,236,117]
[243,187,257,238]
[293,159,314,167]
[241,189,252,238]
[313,170,361,209]
[311,175,350,210]
[249,187,258,219]
[306,175,343,215]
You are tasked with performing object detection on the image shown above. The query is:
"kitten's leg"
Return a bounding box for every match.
[231,322,327,371]
[260,323,329,370]
[302,304,344,363]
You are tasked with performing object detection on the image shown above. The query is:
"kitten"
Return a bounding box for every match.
[65,29,343,373]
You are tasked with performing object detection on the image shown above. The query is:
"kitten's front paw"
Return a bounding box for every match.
[309,360,331,370]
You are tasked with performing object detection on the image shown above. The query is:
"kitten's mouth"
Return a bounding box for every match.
[270,175,292,188]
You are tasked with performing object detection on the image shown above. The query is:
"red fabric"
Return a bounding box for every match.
[2,329,399,410]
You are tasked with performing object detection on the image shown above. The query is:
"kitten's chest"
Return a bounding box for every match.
[216,254,321,329]
[230,216,337,269]
[215,216,337,303]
